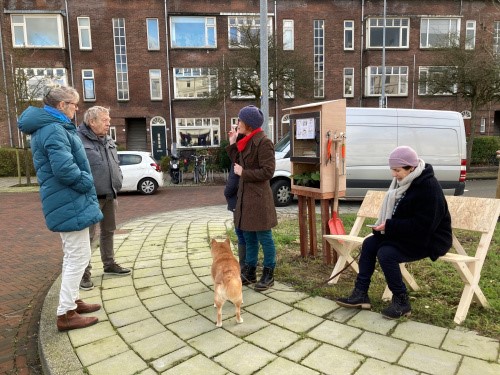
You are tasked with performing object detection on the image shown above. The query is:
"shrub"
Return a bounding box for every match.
[470,136,500,165]
[0,148,36,177]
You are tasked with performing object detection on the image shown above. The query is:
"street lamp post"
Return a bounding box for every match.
[260,0,269,135]
[379,0,387,108]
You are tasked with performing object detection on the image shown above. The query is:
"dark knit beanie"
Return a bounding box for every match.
[238,105,264,130]
[389,146,419,168]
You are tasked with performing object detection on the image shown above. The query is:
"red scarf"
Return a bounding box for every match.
[236,128,263,152]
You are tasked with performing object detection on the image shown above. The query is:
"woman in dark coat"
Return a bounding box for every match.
[226,105,278,291]
[336,146,452,319]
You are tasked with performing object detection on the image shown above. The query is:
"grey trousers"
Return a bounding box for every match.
[83,198,117,278]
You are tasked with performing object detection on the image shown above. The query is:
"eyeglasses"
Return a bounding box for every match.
[65,101,79,109]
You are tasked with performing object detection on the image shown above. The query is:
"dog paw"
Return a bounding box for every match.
[216,322,222,327]
[237,317,244,324]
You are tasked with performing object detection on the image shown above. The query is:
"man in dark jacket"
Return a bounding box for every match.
[78,106,130,290]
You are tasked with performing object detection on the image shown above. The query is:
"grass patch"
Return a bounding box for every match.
[270,213,500,340]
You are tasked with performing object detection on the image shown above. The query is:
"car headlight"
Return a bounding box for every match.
[172,163,178,169]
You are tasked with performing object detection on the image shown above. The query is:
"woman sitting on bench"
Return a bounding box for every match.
[336,146,452,319]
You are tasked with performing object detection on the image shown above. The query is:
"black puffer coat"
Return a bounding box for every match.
[374,164,452,261]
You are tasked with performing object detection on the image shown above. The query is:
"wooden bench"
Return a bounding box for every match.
[324,190,500,324]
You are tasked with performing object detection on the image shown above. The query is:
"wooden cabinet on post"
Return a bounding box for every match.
[284,99,347,198]
[283,99,347,264]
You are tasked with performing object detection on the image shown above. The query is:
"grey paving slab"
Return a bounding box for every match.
[398,343,462,375]
[442,328,499,360]
[38,204,500,375]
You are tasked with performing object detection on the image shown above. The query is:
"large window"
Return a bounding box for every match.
[16,68,67,100]
[344,21,354,50]
[228,16,272,48]
[343,68,354,98]
[494,21,500,55]
[418,66,457,96]
[365,66,408,96]
[82,69,95,101]
[171,16,216,48]
[367,17,409,48]
[176,118,220,148]
[173,68,217,99]
[149,69,162,100]
[147,18,160,50]
[314,20,325,98]
[11,14,65,48]
[283,20,294,50]
[420,18,460,48]
[230,68,258,99]
[112,18,129,101]
[77,17,92,50]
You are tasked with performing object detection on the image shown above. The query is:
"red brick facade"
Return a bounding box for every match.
[1,0,499,156]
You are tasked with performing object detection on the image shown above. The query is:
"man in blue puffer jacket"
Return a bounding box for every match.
[17,85,103,332]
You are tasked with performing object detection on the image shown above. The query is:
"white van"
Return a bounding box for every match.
[271,107,467,206]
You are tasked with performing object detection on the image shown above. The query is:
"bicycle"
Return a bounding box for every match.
[191,154,209,183]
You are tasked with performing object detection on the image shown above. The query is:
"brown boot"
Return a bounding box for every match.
[75,299,101,314]
[57,310,98,332]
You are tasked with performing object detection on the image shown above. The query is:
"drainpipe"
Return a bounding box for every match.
[64,0,76,122]
[0,15,14,146]
[164,0,174,151]
[359,0,365,107]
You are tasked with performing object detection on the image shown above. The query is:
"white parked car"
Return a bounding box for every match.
[117,151,164,195]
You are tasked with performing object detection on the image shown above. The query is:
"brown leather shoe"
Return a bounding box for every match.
[75,299,101,314]
[57,310,98,332]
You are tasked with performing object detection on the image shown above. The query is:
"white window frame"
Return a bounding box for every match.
[15,68,68,100]
[365,66,408,97]
[314,20,325,98]
[77,17,92,50]
[493,21,500,55]
[465,20,476,50]
[112,18,129,101]
[11,14,65,48]
[175,117,220,148]
[343,68,354,98]
[228,16,273,48]
[420,18,460,48]
[109,126,117,142]
[344,20,354,50]
[149,69,162,100]
[170,16,217,48]
[82,69,96,101]
[283,68,295,99]
[173,68,217,99]
[480,118,486,133]
[366,17,409,49]
[418,66,457,96]
[283,19,294,50]
[146,18,160,51]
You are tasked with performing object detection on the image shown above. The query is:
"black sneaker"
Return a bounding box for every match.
[79,278,94,291]
[336,288,371,309]
[381,293,411,319]
[104,263,131,276]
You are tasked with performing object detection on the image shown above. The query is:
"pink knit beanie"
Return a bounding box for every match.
[389,146,419,168]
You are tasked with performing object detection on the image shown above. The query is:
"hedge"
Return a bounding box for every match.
[469,136,500,165]
[0,148,36,177]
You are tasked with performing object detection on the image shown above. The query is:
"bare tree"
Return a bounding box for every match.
[209,23,314,106]
[420,40,500,168]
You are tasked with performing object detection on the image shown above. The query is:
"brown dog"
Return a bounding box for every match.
[210,238,243,327]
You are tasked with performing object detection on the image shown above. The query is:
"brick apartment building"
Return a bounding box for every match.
[0,0,499,160]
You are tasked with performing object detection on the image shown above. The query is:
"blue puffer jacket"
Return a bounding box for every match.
[18,106,103,232]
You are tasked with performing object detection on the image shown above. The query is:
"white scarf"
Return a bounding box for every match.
[375,159,425,227]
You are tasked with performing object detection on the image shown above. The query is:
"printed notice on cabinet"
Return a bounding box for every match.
[296,118,315,139]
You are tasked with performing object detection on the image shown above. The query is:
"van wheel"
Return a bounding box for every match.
[271,179,292,207]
